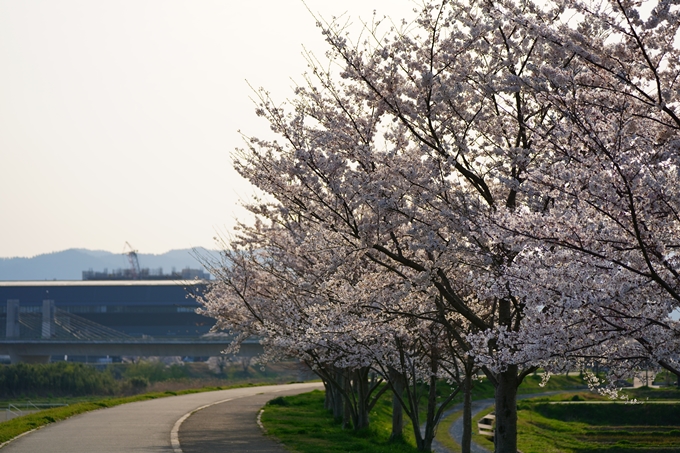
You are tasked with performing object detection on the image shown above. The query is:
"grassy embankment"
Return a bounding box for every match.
[433,373,589,452]
[261,389,420,453]
[260,373,587,453]
[261,373,680,453]
[471,387,680,453]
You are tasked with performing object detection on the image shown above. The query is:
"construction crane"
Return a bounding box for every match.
[123,242,141,280]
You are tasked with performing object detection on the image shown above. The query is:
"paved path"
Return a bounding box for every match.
[1,382,323,453]
[431,398,494,453]
[179,388,316,453]
[432,391,574,453]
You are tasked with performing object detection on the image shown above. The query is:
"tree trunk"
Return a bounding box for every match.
[416,344,441,452]
[323,379,332,411]
[342,370,352,429]
[461,364,473,453]
[388,367,405,441]
[343,396,352,429]
[494,365,519,453]
[330,368,345,420]
[420,372,438,452]
[354,367,371,430]
[332,384,344,420]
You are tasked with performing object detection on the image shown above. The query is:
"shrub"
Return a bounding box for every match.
[267,396,290,406]
[122,361,190,382]
[0,362,118,397]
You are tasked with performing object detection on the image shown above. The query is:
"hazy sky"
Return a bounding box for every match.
[0,0,418,258]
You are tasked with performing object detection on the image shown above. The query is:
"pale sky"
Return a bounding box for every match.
[0,0,418,258]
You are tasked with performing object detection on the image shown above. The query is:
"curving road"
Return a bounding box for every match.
[1,382,323,453]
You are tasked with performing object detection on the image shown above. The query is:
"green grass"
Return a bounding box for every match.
[0,382,268,446]
[262,375,680,453]
[434,409,463,453]
[466,389,680,453]
[623,385,680,401]
[258,375,587,453]
[439,373,588,406]
[436,374,588,449]
[515,400,680,453]
[518,374,588,394]
[260,389,421,453]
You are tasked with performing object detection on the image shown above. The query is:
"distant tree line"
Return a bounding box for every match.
[0,362,118,398]
[0,361,195,398]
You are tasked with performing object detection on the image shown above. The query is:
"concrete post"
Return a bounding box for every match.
[42,300,55,339]
[6,300,20,338]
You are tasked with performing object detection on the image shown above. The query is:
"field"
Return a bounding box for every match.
[470,390,680,453]
[517,401,680,452]
[259,375,590,453]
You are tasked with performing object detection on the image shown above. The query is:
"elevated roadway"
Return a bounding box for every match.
[0,338,264,363]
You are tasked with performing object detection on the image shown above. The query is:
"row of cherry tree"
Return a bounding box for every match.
[198,1,680,452]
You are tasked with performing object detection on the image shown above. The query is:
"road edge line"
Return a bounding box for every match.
[170,383,323,453]
[257,409,266,433]
[0,426,41,450]
[170,398,233,453]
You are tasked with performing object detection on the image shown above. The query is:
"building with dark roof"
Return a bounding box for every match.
[1,280,212,339]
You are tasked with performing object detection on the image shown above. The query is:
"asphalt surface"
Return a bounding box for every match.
[1,382,323,453]
[179,387,323,453]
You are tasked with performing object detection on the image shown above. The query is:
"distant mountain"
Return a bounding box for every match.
[0,248,220,281]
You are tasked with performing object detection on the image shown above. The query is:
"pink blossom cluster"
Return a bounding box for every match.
[197,1,679,451]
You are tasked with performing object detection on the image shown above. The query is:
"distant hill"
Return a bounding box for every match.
[0,248,220,281]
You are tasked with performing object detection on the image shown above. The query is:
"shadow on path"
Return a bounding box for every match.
[179,385,323,453]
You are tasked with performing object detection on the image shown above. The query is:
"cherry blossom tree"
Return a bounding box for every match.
[206,2,557,451]
[200,214,471,448]
[490,0,680,384]
[200,1,680,452]
[200,222,390,430]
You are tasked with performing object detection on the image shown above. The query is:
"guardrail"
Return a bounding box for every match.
[4,401,68,421]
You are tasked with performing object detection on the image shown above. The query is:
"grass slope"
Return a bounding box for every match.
[260,374,589,453]
[261,390,421,453]
[516,399,680,453]
[468,389,680,453]
[260,375,679,453]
